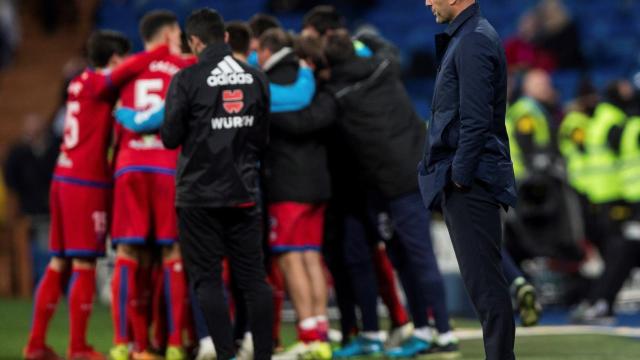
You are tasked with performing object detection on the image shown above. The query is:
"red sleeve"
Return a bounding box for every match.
[182,55,198,66]
[94,45,170,98]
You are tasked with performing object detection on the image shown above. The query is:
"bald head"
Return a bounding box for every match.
[425,0,476,24]
[22,113,47,143]
[522,69,556,105]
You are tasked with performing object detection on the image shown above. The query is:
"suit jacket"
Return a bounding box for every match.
[419,3,517,209]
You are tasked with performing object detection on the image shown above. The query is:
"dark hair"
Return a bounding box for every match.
[303,5,345,36]
[87,30,131,68]
[180,31,192,54]
[323,29,355,66]
[186,8,226,45]
[226,21,252,55]
[259,28,292,53]
[249,13,281,39]
[295,35,327,70]
[139,10,178,42]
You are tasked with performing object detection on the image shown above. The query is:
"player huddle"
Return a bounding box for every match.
[25,10,196,360]
[24,5,461,360]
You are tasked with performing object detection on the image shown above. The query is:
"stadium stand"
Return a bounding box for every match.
[92,0,640,118]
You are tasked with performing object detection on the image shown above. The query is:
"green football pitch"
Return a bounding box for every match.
[2,298,640,360]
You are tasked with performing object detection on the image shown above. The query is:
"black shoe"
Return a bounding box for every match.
[424,340,461,359]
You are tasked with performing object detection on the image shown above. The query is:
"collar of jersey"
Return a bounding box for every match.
[198,43,232,62]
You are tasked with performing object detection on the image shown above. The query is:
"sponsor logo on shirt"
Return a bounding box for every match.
[128,134,166,150]
[207,56,253,87]
[222,89,244,114]
[149,61,181,76]
[68,81,83,96]
[211,116,254,130]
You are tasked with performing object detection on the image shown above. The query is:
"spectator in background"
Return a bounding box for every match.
[536,0,585,69]
[521,68,563,127]
[0,146,9,296]
[604,79,640,116]
[3,113,59,283]
[507,69,559,180]
[37,0,79,33]
[504,11,556,73]
[565,78,600,116]
[4,113,59,220]
[0,0,19,70]
[269,0,377,13]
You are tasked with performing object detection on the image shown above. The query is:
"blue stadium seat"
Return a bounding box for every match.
[552,70,581,103]
[95,0,640,102]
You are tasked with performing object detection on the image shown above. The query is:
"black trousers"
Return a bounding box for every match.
[178,206,273,360]
[441,183,516,360]
[591,238,640,306]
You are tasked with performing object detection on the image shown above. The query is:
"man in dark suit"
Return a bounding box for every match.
[420,1,517,359]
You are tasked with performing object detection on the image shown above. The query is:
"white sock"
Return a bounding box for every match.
[436,331,457,346]
[299,317,317,330]
[199,336,216,352]
[315,315,328,323]
[413,327,434,342]
[361,331,384,341]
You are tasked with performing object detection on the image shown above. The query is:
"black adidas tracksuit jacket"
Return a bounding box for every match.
[161,43,270,208]
[161,43,273,360]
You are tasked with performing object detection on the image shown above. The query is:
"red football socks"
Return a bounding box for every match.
[316,315,330,341]
[111,257,138,346]
[27,267,63,350]
[131,264,152,351]
[298,318,322,343]
[373,246,410,327]
[68,267,96,352]
[151,265,167,349]
[164,259,187,347]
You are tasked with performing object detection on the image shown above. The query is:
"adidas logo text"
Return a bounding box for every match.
[208,56,254,87]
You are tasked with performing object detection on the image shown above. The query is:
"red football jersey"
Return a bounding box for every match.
[54,70,117,185]
[53,46,171,185]
[114,52,192,174]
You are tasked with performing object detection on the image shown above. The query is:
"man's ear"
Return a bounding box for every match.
[224,31,229,44]
[161,28,171,44]
[188,35,201,54]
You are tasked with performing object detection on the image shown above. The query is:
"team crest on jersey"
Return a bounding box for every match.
[222,90,244,114]
[207,56,254,87]
[68,81,83,96]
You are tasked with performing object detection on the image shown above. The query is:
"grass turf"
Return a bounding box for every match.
[2,298,640,359]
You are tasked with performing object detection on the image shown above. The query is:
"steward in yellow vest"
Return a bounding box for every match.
[558,111,590,194]
[582,102,626,204]
[506,97,552,181]
[619,116,640,203]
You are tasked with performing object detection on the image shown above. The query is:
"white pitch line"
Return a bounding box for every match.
[453,326,640,340]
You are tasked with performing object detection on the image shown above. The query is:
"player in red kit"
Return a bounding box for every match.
[109,10,193,360]
[23,31,169,360]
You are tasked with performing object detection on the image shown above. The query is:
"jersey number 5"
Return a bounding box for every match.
[63,101,80,149]
[135,79,164,109]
